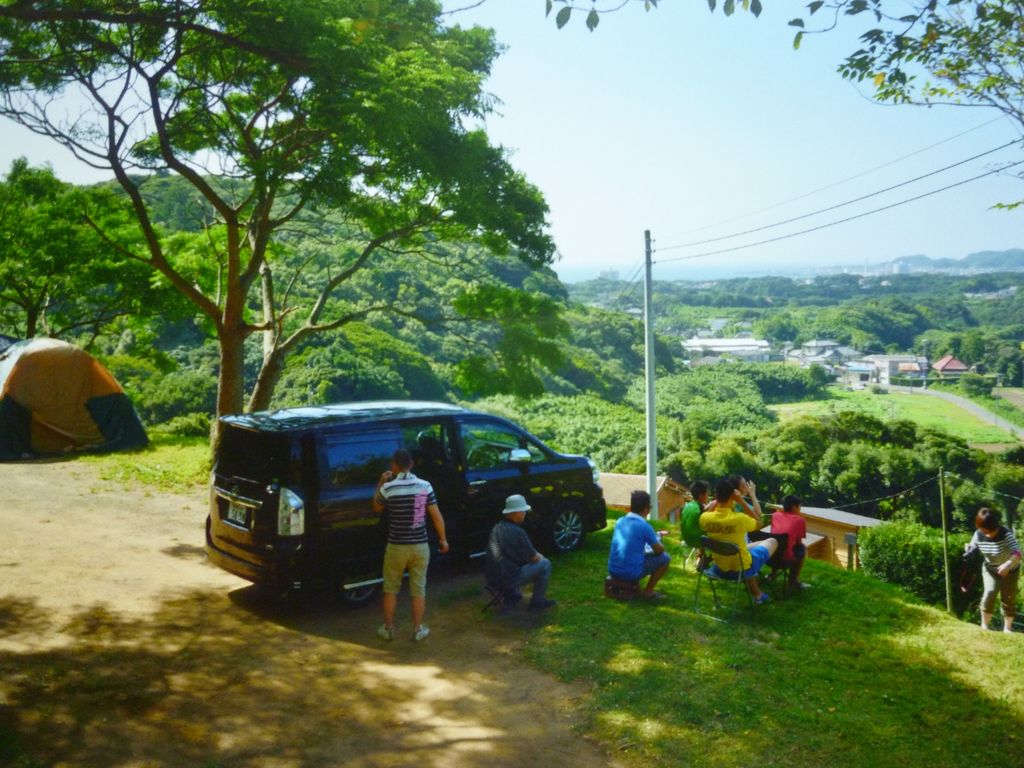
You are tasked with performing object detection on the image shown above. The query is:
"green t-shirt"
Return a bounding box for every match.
[680,499,704,547]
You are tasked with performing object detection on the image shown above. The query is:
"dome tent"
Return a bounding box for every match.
[0,338,148,460]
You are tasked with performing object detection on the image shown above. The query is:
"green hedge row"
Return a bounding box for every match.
[859,521,977,615]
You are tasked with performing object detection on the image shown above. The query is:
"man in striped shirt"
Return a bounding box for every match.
[965,507,1021,633]
[374,449,448,641]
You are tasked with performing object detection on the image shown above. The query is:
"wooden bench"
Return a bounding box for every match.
[760,527,827,560]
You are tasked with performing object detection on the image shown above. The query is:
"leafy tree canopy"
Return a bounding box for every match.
[0,0,555,434]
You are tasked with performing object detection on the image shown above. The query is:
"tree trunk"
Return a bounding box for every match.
[248,343,286,413]
[212,325,248,448]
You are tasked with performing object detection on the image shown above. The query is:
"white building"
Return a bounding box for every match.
[682,337,771,363]
[862,354,927,385]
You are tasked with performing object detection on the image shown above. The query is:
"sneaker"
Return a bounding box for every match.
[528,598,557,611]
[641,590,666,602]
[413,625,430,642]
[754,593,771,606]
[377,624,394,641]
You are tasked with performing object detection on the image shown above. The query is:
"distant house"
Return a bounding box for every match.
[787,339,862,369]
[840,361,875,386]
[932,355,969,377]
[863,354,927,385]
[682,337,771,363]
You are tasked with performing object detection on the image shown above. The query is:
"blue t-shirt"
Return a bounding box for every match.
[608,513,661,581]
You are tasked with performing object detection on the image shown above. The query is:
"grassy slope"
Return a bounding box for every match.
[532,524,1024,768]
[771,388,1016,444]
[76,439,1024,768]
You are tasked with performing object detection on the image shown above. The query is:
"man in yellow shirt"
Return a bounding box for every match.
[699,478,777,604]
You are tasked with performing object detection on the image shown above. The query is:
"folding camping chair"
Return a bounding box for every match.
[693,536,756,620]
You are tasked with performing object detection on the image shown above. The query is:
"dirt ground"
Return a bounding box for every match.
[0,460,622,768]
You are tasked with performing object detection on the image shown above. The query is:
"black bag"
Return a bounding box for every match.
[958,546,983,593]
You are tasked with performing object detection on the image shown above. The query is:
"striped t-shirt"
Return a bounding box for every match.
[376,472,437,545]
[970,527,1022,572]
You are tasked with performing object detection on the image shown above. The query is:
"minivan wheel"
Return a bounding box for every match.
[340,583,380,608]
[550,504,585,553]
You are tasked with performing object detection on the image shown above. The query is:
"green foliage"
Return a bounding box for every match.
[452,285,568,398]
[0,1,556,418]
[959,372,996,397]
[0,159,177,342]
[628,367,776,433]
[473,394,647,472]
[149,413,212,439]
[859,521,974,612]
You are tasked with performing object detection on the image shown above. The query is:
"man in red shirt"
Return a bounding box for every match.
[770,494,810,592]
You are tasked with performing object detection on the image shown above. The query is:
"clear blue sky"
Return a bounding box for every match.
[442,1,1023,282]
[1,1,1020,283]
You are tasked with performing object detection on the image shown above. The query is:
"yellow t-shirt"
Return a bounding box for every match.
[699,507,757,571]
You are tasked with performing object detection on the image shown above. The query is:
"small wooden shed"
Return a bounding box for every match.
[799,506,883,569]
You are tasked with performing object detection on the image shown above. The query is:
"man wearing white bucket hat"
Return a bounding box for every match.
[484,494,557,611]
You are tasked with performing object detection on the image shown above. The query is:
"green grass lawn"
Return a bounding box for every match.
[529,524,1024,768]
[80,432,211,492]
[771,387,1016,444]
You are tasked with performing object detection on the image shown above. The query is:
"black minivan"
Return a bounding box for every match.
[206,401,607,603]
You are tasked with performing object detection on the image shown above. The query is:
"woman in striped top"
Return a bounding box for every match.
[965,507,1021,634]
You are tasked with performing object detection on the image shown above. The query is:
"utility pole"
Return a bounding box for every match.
[644,230,658,520]
[939,467,954,615]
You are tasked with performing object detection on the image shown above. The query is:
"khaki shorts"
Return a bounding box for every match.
[382,542,431,597]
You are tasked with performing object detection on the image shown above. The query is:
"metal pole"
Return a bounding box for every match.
[939,467,954,615]
[644,230,658,520]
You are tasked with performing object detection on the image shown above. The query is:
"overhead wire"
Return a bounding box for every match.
[668,116,1010,237]
[612,259,646,307]
[654,159,1024,264]
[945,471,1024,506]
[832,474,940,510]
[655,138,1023,253]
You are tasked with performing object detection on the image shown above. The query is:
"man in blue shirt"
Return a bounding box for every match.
[607,490,671,600]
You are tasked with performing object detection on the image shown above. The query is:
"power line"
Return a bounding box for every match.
[833,474,940,510]
[613,259,645,307]
[655,159,1024,265]
[946,471,1024,506]
[655,139,1023,253]
[666,116,1009,238]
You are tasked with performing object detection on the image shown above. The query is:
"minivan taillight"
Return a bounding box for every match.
[278,487,305,536]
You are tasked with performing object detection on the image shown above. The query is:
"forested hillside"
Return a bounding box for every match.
[4,160,1024,543]
[572,269,1024,381]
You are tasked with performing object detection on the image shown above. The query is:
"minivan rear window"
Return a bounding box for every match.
[325,430,402,487]
[216,424,287,481]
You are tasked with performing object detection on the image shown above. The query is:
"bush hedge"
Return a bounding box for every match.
[859,521,977,614]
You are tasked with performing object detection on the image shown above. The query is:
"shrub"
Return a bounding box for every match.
[859,521,975,614]
[150,412,212,439]
[960,372,995,397]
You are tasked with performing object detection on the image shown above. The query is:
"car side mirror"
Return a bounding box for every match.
[508,448,532,465]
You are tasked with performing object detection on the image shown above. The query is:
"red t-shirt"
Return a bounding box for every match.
[770,510,807,561]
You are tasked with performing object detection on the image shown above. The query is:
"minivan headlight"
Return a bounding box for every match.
[587,458,600,486]
[278,487,305,536]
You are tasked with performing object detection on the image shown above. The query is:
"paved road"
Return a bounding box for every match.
[890,385,1024,440]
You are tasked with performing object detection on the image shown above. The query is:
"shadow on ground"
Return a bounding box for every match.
[0,568,608,768]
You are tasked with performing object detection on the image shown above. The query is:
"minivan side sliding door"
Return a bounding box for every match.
[399,419,463,559]
[315,428,402,584]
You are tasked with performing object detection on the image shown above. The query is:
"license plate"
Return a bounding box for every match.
[226,502,248,526]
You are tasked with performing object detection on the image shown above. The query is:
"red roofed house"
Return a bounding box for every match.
[932,355,970,377]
